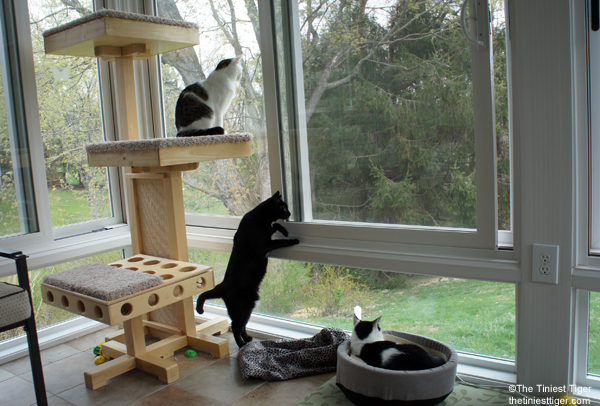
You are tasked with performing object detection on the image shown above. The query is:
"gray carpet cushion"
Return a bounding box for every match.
[42,263,163,301]
[43,9,198,38]
[0,282,32,328]
[85,133,252,154]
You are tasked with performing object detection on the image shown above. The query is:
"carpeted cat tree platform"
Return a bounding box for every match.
[41,10,252,390]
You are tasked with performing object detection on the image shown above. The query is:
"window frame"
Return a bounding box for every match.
[573,0,600,393]
[0,0,133,274]
[257,0,503,252]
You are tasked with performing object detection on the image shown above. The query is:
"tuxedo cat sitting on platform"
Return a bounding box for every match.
[196,192,299,347]
[175,56,242,136]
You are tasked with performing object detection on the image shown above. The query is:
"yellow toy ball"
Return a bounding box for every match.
[558,395,576,405]
[94,355,106,365]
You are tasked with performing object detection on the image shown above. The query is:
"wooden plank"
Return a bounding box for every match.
[143,320,182,336]
[87,140,252,168]
[174,297,196,336]
[162,172,189,261]
[114,55,138,141]
[141,163,200,173]
[101,340,127,360]
[196,317,230,336]
[158,140,253,166]
[123,316,146,357]
[84,355,136,390]
[45,17,198,58]
[136,354,179,384]
[105,328,125,343]
[187,332,229,359]
[88,149,161,167]
[146,335,187,359]
[44,18,107,55]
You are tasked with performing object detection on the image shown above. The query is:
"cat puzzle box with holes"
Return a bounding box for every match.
[336,331,457,406]
[41,255,214,325]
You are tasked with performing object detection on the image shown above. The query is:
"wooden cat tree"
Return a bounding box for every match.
[42,10,252,390]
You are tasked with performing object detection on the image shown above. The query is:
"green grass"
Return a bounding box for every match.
[183,188,229,215]
[1,188,107,236]
[187,249,516,361]
[48,188,95,227]
[589,292,600,375]
[1,187,230,236]
[297,277,516,360]
[0,196,21,236]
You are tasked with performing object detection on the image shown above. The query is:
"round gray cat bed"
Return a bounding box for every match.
[336,331,457,406]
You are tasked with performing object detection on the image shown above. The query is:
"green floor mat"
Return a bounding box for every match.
[296,377,514,406]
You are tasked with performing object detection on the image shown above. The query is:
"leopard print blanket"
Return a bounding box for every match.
[238,327,349,381]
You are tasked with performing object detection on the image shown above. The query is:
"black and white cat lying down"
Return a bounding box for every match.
[350,314,445,371]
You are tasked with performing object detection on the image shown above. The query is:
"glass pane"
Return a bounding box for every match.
[0,250,123,343]
[28,1,113,228]
[493,0,511,231]
[590,292,600,376]
[277,0,507,229]
[0,63,21,237]
[190,248,516,360]
[1,2,38,238]
[157,0,270,217]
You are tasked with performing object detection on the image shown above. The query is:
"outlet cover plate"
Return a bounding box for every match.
[532,243,559,284]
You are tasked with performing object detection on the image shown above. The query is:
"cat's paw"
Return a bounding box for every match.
[243,335,253,343]
[195,301,205,314]
[290,238,300,245]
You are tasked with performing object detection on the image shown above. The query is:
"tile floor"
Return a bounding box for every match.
[0,326,332,406]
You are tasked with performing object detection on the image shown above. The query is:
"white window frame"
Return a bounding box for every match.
[573,0,600,395]
[180,0,515,266]
[0,0,141,276]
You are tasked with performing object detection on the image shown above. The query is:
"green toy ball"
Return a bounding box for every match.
[184,349,197,358]
[93,346,102,356]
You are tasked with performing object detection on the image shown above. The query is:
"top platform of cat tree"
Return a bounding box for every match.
[43,9,199,59]
[86,134,253,168]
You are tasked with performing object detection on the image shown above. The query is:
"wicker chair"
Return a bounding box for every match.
[0,248,47,406]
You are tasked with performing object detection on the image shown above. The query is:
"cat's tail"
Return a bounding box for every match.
[195,284,225,314]
[177,127,225,137]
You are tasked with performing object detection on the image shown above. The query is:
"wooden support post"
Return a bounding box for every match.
[196,317,230,336]
[188,332,230,359]
[113,55,138,141]
[84,355,137,390]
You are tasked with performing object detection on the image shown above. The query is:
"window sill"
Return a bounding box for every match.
[0,225,131,277]
[186,225,521,283]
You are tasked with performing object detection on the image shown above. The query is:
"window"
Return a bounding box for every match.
[157,0,271,221]
[263,0,510,251]
[0,0,129,261]
[0,1,38,239]
[589,0,600,255]
[28,0,119,233]
[190,248,515,361]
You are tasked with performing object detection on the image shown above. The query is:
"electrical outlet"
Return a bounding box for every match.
[532,244,559,284]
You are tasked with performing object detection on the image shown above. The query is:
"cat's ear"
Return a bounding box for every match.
[233,55,243,64]
[272,191,282,200]
[373,316,382,330]
[353,313,360,326]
